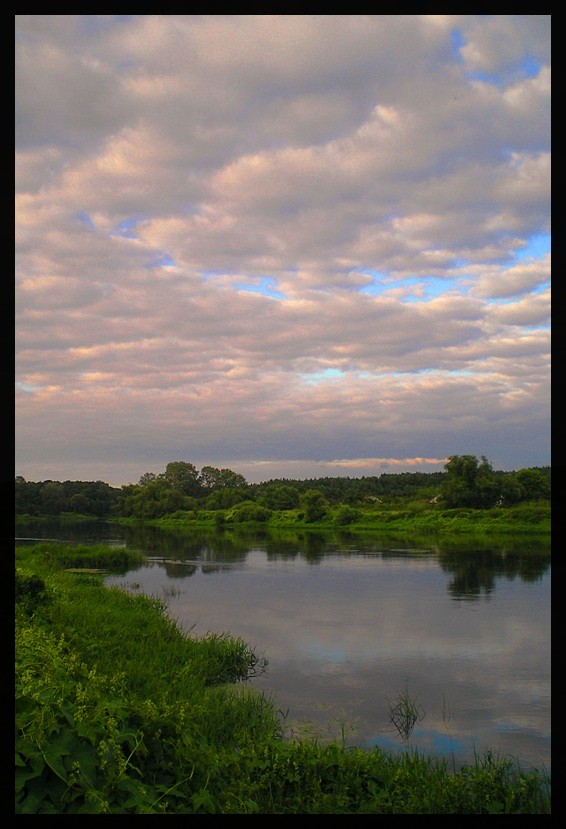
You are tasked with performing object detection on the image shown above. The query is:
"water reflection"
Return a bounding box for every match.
[438,548,549,600]
[16,520,550,771]
[123,524,549,602]
[16,520,550,602]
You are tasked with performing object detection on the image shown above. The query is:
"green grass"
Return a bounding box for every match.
[16,542,551,814]
[138,502,551,536]
[17,541,146,573]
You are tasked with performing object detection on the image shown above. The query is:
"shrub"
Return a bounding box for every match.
[333,505,361,526]
[15,570,51,614]
[230,503,272,523]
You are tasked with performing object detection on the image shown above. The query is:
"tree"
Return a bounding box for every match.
[515,468,551,501]
[39,481,67,515]
[445,455,480,488]
[218,468,248,489]
[68,493,91,514]
[139,472,161,486]
[259,483,300,511]
[474,456,500,508]
[206,488,249,509]
[496,472,523,505]
[300,489,328,522]
[163,462,201,496]
[441,455,499,509]
[123,479,190,519]
[15,477,42,515]
[198,466,222,490]
[198,466,248,491]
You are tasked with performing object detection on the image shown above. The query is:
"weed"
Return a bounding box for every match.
[386,687,426,741]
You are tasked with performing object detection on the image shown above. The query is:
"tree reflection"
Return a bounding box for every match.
[120,524,550,600]
[18,520,550,602]
[438,548,550,600]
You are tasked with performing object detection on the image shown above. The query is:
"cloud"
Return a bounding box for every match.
[15,15,551,485]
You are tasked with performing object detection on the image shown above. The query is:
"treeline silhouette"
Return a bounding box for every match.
[15,458,550,518]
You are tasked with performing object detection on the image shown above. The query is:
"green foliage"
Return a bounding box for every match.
[123,480,192,519]
[21,542,145,573]
[514,468,550,501]
[206,488,250,510]
[333,504,362,526]
[16,570,51,615]
[441,456,503,509]
[216,740,550,815]
[503,504,551,525]
[199,466,248,491]
[16,477,120,517]
[300,489,329,523]
[16,622,151,814]
[163,462,201,497]
[229,502,272,523]
[16,459,550,522]
[15,546,278,814]
[258,484,300,511]
[497,473,523,504]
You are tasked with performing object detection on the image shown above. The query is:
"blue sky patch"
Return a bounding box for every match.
[450,29,465,63]
[76,211,95,229]
[235,276,286,299]
[360,272,460,302]
[521,54,544,78]
[113,216,146,239]
[144,253,175,269]
[514,233,550,261]
[302,368,344,385]
[451,27,543,86]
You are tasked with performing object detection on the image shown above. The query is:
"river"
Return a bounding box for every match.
[16,519,551,773]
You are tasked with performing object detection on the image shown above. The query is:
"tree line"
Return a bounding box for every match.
[15,456,551,520]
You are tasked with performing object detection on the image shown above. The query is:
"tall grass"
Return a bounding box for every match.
[16,542,551,814]
[17,541,146,572]
[149,502,551,536]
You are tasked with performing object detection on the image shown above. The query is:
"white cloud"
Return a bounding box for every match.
[15,15,551,484]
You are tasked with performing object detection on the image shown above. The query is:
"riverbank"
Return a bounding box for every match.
[16,541,551,814]
[117,502,551,536]
[16,501,551,537]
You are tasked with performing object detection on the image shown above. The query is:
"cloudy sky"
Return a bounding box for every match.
[15,15,551,486]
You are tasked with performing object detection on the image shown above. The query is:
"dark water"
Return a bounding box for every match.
[17,520,551,773]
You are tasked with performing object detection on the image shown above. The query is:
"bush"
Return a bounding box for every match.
[503,505,551,525]
[333,505,361,526]
[230,503,272,523]
[16,621,161,814]
[15,570,51,614]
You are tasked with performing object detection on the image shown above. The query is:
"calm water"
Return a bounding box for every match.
[17,521,551,772]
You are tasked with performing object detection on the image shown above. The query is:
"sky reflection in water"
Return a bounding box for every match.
[103,533,550,773]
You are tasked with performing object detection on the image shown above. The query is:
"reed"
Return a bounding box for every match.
[386,687,426,741]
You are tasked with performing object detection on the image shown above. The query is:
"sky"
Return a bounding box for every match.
[15,15,551,487]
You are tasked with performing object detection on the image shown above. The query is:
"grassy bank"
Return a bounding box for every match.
[16,501,551,536]
[16,542,551,814]
[129,502,551,536]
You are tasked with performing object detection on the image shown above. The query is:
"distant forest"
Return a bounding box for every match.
[15,456,551,519]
